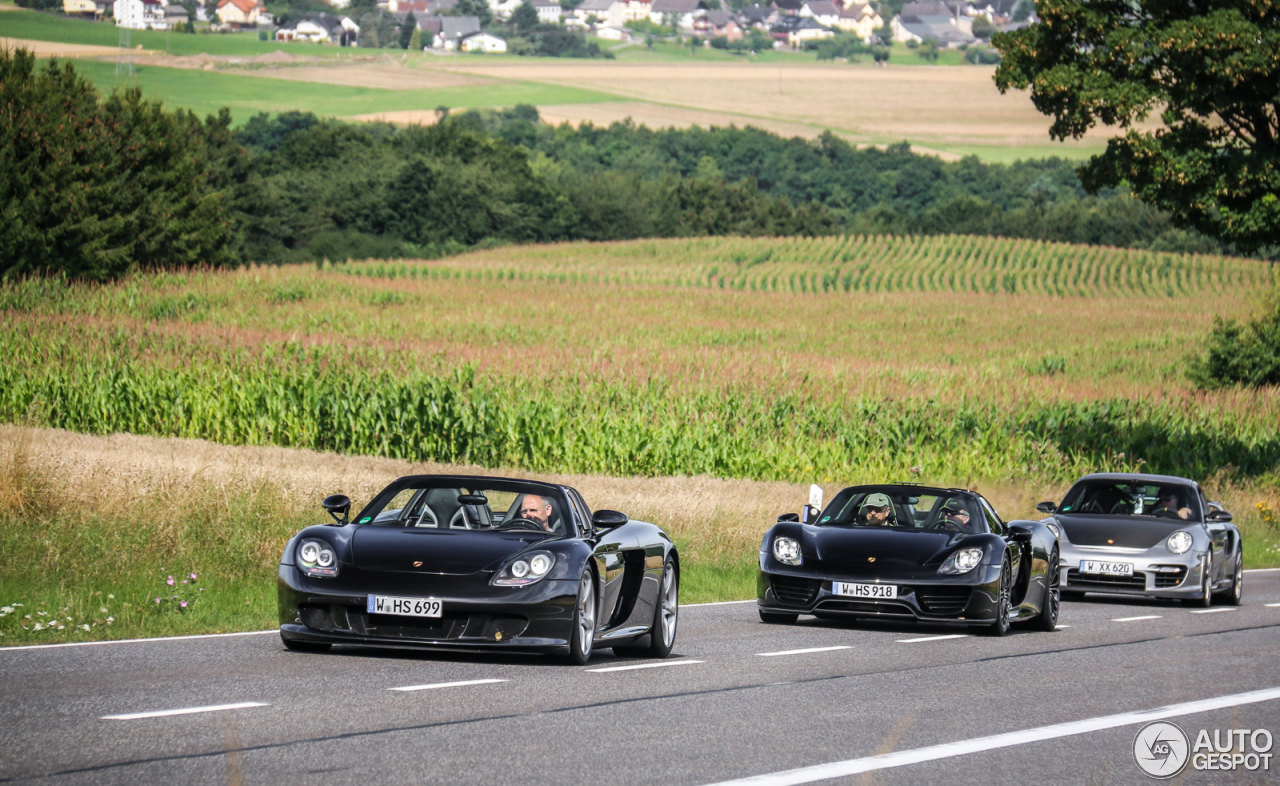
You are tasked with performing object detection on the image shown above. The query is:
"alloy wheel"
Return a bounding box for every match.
[1045,549,1060,627]
[659,565,679,647]
[577,575,595,658]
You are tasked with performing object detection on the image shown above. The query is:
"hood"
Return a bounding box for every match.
[352,527,548,574]
[804,526,972,579]
[1056,514,1193,549]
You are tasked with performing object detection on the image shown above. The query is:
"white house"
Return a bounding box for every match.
[460,31,507,50]
[276,11,359,42]
[593,24,631,39]
[531,0,561,22]
[798,0,838,27]
[648,0,701,30]
[574,0,620,25]
[114,0,167,29]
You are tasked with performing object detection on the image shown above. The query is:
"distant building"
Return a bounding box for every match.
[891,0,974,45]
[770,13,832,46]
[575,0,620,26]
[430,15,482,47]
[63,0,103,19]
[593,24,631,39]
[693,9,741,40]
[834,2,882,41]
[460,31,507,50]
[648,0,702,30]
[162,2,188,25]
[531,0,562,22]
[275,12,359,43]
[216,0,266,27]
[114,0,167,29]
[798,0,838,26]
[736,3,776,28]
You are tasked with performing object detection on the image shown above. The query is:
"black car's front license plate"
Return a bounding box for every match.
[367,594,443,618]
[833,581,898,599]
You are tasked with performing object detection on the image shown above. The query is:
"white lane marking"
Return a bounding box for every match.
[896,634,967,643]
[682,600,755,607]
[1190,608,1236,614]
[757,646,852,657]
[1054,625,1071,629]
[0,629,277,653]
[587,659,705,673]
[1112,615,1162,622]
[701,686,1280,786]
[1245,568,1280,573]
[389,679,507,692]
[102,702,269,720]
[1265,603,1280,607]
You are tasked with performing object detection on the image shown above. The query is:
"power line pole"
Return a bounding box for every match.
[116,24,135,76]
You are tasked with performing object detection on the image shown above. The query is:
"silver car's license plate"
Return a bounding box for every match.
[1080,560,1134,576]
[833,581,898,599]
[367,594,443,618]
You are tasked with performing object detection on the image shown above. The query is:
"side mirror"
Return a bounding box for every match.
[1207,509,1234,522]
[1009,525,1033,544]
[1035,501,1057,515]
[322,494,351,525]
[592,509,628,530]
[777,512,800,523]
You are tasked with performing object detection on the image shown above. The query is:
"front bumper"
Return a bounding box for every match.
[278,564,578,652]
[1059,546,1207,598]
[756,565,1003,623]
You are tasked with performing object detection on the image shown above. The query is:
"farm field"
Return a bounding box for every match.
[2,234,1279,644]
[8,9,1134,160]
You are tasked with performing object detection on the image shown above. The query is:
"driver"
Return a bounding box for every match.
[1152,490,1191,520]
[518,494,556,532]
[938,501,972,531]
[859,493,895,526]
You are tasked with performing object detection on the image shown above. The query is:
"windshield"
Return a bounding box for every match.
[356,480,572,535]
[817,488,987,534]
[1059,480,1202,522]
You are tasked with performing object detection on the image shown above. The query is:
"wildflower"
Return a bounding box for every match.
[107,595,114,599]
[66,617,72,622]
[24,614,31,620]
[80,624,90,632]
[106,616,114,623]
[37,611,46,616]
[172,595,177,600]
[155,597,161,604]
[99,607,108,613]
[57,625,65,630]
[166,577,175,586]
[182,580,188,585]
[1,606,13,614]
[199,588,204,592]
[32,623,44,631]
[180,601,188,609]
[189,573,197,580]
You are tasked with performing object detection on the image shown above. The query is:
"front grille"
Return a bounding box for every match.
[1151,565,1188,589]
[771,575,821,605]
[1066,568,1147,591]
[337,610,528,642]
[815,599,913,617]
[299,605,337,632]
[916,587,972,616]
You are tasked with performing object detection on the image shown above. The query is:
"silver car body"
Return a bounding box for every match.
[1047,473,1243,600]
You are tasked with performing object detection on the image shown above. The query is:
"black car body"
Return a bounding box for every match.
[278,475,680,664]
[757,484,1061,635]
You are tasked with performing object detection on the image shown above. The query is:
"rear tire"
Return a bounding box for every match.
[281,635,330,653]
[1028,548,1060,632]
[979,556,1013,637]
[759,609,798,624]
[561,571,597,665]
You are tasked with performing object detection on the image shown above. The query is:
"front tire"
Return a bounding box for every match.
[978,556,1013,637]
[759,609,798,624]
[281,634,330,653]
[1184,564,1212,608]
[562,572,597,665]
[1216,558,1243,606]
[1027,548,1060,632]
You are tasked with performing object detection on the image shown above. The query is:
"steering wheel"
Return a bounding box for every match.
[1152,507,1182,520]
[928,519,962,532]
[495,516,547,532]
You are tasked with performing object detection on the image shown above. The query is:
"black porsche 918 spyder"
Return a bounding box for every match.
[757,484,1061,636]
[278,475,679,664]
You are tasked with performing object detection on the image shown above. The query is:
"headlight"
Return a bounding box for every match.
[773,536,802,566]
[493,551,556,586]
[1045,522,1060,539]
[297,538,338,578]
[1167,531,1193,554]
[939,547,984,575]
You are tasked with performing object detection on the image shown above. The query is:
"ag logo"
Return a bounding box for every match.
[1133,721,1190,778]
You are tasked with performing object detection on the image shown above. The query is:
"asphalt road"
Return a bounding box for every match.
[4,572,1280,786]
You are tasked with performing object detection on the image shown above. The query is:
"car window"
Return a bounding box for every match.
[818,489,986,533]
[979,497,1003,535]
[357,481,567,535]
[566,490,592,536]
[1059,480,1202,522]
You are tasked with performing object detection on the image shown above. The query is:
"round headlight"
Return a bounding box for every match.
[529,554,553,576]
[1167,531,1193,554]
[299,542,320,564]
[773,536,802,565]
[316,548,335,567]
[511,560,530,578]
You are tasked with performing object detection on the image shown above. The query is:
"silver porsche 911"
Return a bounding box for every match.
[1036,473,1243,606]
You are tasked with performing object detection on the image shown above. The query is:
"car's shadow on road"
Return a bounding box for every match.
[309,643,676,668]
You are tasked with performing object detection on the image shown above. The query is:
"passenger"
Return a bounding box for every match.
[519,494,556,532]
[859,493,895,526]
[938,501,972,531]
[1152,490,1191,520]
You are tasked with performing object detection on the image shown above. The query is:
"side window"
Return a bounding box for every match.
[567,490,592,536]
[979,497,1004,535]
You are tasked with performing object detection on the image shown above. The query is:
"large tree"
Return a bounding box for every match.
[992,0,1280,253]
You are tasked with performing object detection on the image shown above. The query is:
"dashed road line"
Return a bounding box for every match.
[1054,625,1071,629]
[389,679,508,692]
[1,630,277,652]
[587,660,705,673]
[1190,608,1236,614]
[700,686,1280,785]
[757,646,852,657]
[102,702,269,720]
[1112,615,1162,622]
[896,634,967,643]
[1265,603,1280,607]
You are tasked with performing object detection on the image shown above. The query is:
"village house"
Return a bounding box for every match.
[430,15,482,48]
[62,0,104,19]
[692,8,741,40]
[735,3,776,28]
[531,0,562,23]
[770,13,832,46]
[162,3,187,25]
[275,12,358,43]
[798,0,839,26]
[460,31,508,50]
[574,0,621,26]
[834,2,882,41]
[113,0,167,30]
[216,0,266,28]
[648,0,702,30]
[891,0,974,45]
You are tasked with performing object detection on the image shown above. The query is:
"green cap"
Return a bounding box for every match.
[859,493,892,511]
[940,500,969,516]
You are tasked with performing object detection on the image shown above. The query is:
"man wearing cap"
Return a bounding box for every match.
[939,501,972,531]
[859,493,896,526]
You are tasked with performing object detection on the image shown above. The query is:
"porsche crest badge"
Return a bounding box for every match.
[413,561,423,567]
[868,557,876,562]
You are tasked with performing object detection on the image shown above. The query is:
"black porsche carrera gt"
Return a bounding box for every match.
[757,484,1060,636]
[278,475,679,664]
